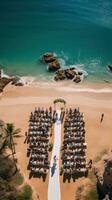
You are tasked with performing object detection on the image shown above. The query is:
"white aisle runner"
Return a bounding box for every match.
[48,110,61,200]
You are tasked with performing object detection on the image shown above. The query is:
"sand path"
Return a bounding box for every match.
[48,110,61,200]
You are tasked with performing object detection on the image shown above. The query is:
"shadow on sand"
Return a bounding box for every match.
[51,163,57,177]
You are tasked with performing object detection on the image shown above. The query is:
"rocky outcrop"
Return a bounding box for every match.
[94,151,112,199]
[0,69,24,93]
[108,64,112,72]
[54,69,66,81]
[42,53,61,71]
[0,69,2,78]
[65,68,76,79]
[54,67,83,83]
[42,53,56,63]
[0,120,7,151]
[73,75,82,83]
[48,60,60,71]
[0,77,13,93]
[11,76,24,86]
[41,53,87,82]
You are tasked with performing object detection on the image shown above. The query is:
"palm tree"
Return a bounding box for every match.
[5,123,21,173]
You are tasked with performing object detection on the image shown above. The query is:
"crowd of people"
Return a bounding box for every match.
[25,105,88,182]
[27,107,53,180]
[61,108,88,181]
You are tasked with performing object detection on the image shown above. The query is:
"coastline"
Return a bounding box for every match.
[2,80,112,99]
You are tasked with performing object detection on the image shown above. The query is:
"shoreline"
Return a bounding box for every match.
[2,80,112,97]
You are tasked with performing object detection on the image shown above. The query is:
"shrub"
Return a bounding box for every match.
[49,143,53,152]
[60,167,63,176]
[11,172,24,186]
[0,155,15,180]
[16,185,32,200]
[84,187,98,200]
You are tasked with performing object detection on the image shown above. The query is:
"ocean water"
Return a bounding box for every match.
[0,0,112,82]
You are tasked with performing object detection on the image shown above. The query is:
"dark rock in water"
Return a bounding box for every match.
[54,67,77,81]
[42,53,61,71]
[73,75,81,83]
[0,69,2,78]
[42,53,56,63]
[108,64,112,72]
[11,76,24,86]
[70,67,76,70]
[65,68,76,80]
[11,76,20,85]
[48,59,60,71]
[54,69,66,81]
[78,71,83,76]
[15,82,24,86]
[103,80,110,83]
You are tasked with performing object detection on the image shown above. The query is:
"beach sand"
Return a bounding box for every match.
[0,82,112,200]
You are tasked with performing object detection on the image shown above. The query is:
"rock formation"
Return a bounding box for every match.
[0,69,24,93]
[48,59,60,71]
[41,53,87,82]
[73,75,82,83]
[0,69,2,78]
[54,69,66,81]
[54,67,83,83]
[108,64,112,72]
[94,151,112,199]
[0,76,13,93]
[42,53,56,63]
[0,120,7,151]
[42,53,61,71]
[11,76,24,86]
[65,68,76,79]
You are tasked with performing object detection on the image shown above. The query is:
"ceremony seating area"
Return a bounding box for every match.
[26,104,88,183]
[27,107,53,180]
[61,108,88,181]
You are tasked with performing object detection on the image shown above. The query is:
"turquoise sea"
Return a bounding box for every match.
[0,0,112,82]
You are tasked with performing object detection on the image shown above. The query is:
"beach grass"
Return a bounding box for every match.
[84,186,98,200]
[88,170,97,184]
[84,170,98,200]
[16,184,32,200]
[11,171,24,186]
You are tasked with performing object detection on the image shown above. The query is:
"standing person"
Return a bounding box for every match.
[24,131,28,143]
[49,106,52,114]
[100,113,104,123]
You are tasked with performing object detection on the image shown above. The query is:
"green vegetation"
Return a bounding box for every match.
[11,171,24,186]
[84,169,98,200]
[53,98,66,105]
[49,143,53,152]
[88,170,97,184]
[84,186,98,200]
[5,123,21,153]
[0,121,32,200]
[60,166,63,176]
[16,185,32,200]
[4,123,21,173]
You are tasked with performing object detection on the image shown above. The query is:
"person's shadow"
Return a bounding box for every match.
[51,163,56,177]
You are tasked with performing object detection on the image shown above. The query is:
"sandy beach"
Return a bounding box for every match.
[0,82,112,200]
